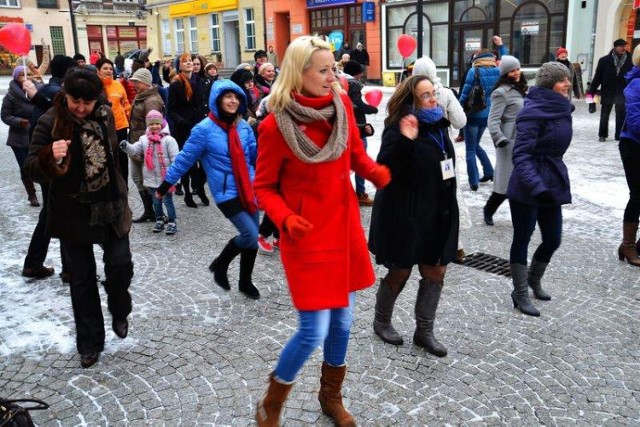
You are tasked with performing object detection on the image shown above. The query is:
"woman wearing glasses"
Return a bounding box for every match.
[369,75,459,357]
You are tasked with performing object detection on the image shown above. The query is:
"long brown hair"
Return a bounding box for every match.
[175,53,193,101]
[384,75,431,127]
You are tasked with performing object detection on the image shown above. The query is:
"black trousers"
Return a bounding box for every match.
[619,138,640,222]
[116,128,129,182]
[599,103,626,139]
[62,230,132,355]
[259,213,280,239]
[23,182,70,272]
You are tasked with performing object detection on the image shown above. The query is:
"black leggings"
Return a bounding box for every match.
[619,138,640,222]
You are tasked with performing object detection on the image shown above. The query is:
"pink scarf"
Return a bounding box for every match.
[145,130,174,193]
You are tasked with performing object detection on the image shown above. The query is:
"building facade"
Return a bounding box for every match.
[264,0,383,81]
[145,0,264,69]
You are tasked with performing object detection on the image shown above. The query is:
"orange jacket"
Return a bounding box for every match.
[102,77,131,131]
[254,91,379,310]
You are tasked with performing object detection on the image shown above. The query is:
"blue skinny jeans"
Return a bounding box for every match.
[228,209,259,249]
[275,292,356,383]
[463,124,494,186]
[148,187,176,222]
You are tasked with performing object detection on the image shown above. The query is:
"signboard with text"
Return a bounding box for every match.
[362,2,375,23]
[307,0,356,8]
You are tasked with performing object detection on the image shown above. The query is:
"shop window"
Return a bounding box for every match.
[175,18,185,54]
[348,5,363,25]
[189,16,198,54]
[162,19,171,55]
[0,0,18,5]
[512,2,549,65]
[50,26,65,56]
[211,14,221,53]
[245,8,256,50]
[455,0,494,22]
[310,8,344,28]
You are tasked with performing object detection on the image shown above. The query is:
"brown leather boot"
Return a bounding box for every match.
[318,362,356,427]
[618,222,640,267]
[256,373,293,427]
[356,192,374,206]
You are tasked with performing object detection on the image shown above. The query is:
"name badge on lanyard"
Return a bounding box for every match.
[428,130,455,180]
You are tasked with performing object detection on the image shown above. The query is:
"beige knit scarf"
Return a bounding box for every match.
[274,91,347,163]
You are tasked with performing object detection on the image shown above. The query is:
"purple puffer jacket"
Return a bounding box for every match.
[507,86,574,206]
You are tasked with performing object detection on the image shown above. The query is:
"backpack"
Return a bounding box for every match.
[464,67,486,115]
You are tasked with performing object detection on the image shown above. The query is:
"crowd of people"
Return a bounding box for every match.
[5,32,640,424]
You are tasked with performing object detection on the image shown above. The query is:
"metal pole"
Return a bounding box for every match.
[69,0,79,54]
[416,0,423,58]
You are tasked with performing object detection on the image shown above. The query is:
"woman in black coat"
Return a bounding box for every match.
[25,69,133,369]
[369,75,459,357]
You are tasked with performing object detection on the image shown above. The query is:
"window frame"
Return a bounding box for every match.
[174,18,185,54]
[162,19,171,56]
[211,13,221,53]
[244,8,256,51]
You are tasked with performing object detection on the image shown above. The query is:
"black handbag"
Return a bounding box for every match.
[0,399,49,427]
[464,67,486,115]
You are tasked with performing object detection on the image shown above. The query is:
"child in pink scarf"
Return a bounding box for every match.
[120,110,180,235]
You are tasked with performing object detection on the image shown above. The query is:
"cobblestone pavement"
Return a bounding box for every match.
[1,84,639,425]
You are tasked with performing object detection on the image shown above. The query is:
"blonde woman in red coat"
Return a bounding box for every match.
[253,35,391,426]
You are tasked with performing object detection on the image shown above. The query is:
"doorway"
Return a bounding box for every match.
[452,25,493,87]
[223,15,240,68]
[274,12,290,64]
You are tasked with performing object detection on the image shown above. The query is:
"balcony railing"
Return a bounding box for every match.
[74,1,141,15]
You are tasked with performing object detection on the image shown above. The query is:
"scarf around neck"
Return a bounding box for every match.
[145,129,174,193]
[415,106,444,124]
[613,52,628,76]
[208,112,257,214]
[273,91,347,163]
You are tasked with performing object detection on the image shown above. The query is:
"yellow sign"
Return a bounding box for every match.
[169,0,237,17]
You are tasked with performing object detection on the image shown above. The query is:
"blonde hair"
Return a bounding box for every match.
[269,35,332,112]
[633,44,640,67]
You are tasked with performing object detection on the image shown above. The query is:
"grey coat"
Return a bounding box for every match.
[122,127,179,188]
[487,84,525,194]
[1,80,35,149]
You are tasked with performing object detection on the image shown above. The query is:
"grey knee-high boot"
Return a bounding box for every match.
[413,279,447,357]
[528,259,551,300]
[373,279,405,345]
[510,263,540,316]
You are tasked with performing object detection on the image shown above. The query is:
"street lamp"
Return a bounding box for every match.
[60,0,79,53]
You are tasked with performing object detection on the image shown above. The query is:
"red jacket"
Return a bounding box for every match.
[254,91,378,310]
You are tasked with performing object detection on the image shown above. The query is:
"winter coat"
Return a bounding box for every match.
[122,126,179,188]
[28,77,63,140]
[102,77,131,131]
[253,91,379,311]
[507,86,573,206]
[458,64,501,125]
[164,79,256,211]
[1,80,35,149]
[557,58,582,99]
[368,119,459,268]
[167,75,205,147]
[346,74,378,138]
[588,49,632,104]
[350,48,370,66]
[128,86,165,146]
[488,84,525,194]
[25,105,132,244]
[621,66,640,143]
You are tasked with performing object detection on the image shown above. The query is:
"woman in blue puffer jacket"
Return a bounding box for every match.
[507,62,573,317]
[617,44,640,267]
[458,39,508,191]
[156,79,261,299]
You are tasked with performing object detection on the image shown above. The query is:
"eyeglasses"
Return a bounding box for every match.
[419,91,439,101]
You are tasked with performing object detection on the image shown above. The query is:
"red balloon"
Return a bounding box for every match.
[0,24,31,56]
[397,34,417,58]
[364,89,383,108]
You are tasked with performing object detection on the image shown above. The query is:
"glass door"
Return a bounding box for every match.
[453,25,492,87]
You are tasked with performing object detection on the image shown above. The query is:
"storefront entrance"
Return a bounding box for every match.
[452,24,494,87]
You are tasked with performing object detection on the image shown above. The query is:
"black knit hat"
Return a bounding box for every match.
[343,60,363,77]
[254,50,267,61]
[230,68,254,86]
[72,53,86,63]
[50,55,76,79]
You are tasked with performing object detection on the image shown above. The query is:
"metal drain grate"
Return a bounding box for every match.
[458,252,511,277]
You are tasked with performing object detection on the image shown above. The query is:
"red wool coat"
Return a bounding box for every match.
[254,91,378,310]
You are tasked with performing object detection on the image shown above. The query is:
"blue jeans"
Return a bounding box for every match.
[148,188,176,222]
[275,292,356,383]
[463,125,494,186]
[355,137,368,194]
[509,199,562,265]
[228,209,259,249]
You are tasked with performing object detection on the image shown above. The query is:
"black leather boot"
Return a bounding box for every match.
[132,190,155,223]
[373,279,404,345]
[413,279,447,356]
[510,263,540,316]
[528,258,551,300]
[483,192,506,226]
[238,248,260,299]
[209,238,242,290]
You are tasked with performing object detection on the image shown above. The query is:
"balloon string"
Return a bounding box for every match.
[22,55,27,98]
